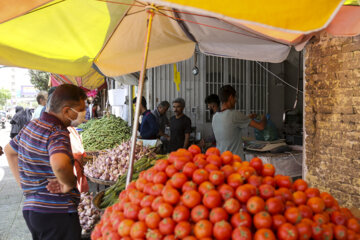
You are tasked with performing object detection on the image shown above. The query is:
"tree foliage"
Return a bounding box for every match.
[0,88,11,106]
[29,70,50,91]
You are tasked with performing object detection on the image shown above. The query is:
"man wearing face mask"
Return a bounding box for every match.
[4,84,87,240]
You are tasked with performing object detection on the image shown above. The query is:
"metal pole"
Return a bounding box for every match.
[126,6,155,186]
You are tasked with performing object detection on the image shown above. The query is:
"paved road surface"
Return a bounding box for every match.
[0,122,32,240]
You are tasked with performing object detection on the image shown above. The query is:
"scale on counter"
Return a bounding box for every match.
[245,139,288,152]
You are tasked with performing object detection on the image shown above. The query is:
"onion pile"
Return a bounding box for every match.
[84,141,156,181]
[78,192,101,235]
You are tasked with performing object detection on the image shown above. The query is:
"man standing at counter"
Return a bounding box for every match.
[169,98,192,152]
[133,96,159,139]
[152,101,170,139]
[212,85,266,160]
[4,84,87,240]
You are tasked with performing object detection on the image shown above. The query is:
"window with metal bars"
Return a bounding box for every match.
[205,56,269,122]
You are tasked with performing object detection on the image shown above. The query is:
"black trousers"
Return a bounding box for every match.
[23,210,81,240]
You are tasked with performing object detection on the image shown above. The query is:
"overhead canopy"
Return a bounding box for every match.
[0,0,357,78]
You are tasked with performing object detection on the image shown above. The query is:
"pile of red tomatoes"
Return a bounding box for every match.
[91,145,360,240]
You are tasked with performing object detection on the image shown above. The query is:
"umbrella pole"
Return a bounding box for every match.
[126,7,156,187]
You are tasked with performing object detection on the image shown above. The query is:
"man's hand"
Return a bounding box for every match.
[46,178,74,194]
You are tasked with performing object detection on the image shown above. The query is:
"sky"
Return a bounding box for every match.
[0,66,32,93]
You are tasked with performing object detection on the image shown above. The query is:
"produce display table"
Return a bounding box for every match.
[244,150,303,178]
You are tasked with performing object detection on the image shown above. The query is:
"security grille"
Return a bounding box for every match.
[205,56,268,122]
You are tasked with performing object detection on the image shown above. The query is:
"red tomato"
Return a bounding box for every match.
[334,224,347,240]
[259,184,275,200]
[191,205,209,222]
[140,195,155,208]
[218,184,235,200]
[174,221,192,239]
[165,164,178,178]
[194,158,208,169]
[265,197,285,215]
[313,213,329,225]
[292,179,308,192]
[198,181,215,195]
[138,207,152,221]
[163,235,176,240]
[331,211,347,225]
[183,236,197,240]
[238,166,256,180]
[213,220,232,240]
[231,211,252,228]
[128,189,145,205]
[307,197,325,214]
[292,191,307,206]
[145,212,161,229]
[262,163,275,177]
[150,183,164,196]
[157,203,173,218]
[262,176,276,187]
[298,204,314,219]
[182,181,197,192]
[188,144,201,156]
[221,151,233,164]
[223,198,241,214]
[130,221,147,239]
[123,202,140,220]
[250,157,263,175]
[203,190,222,209]
[192,169,209,184]
[296,222,312,240]
[322,224,334,240]
[170,172,187,189]
[276,175,293,188]
[248,175,263,187]
[145,168,158,182]
[232,226,252,240]
[319,192,335,208]
[207,154,222,167]
[347,218,360,233]
[118,219,134,237]
[305,188,320,198]
[205,147,221,156]
[151,196,164,211]
[285,207,303,224]
[183,162,198,178]
[146,229,162,240]
[254,211,272,229]
[194,220,213,238]
[162,188,180,205]
[247,196,265,214]
[276,187,294,202]
[311,222,324,240]
[181,190,202,208]
[154,159,169,171]
[227,173,244,189]
[110,211,125,230]
[143,182,154,195]
[272,214,287,230]
[210,207,229,223]
[254,228,276,240]
[233,154,242,162]
[221,165,236,178]
[277,223,299,240]
[176,148,193,161]
[172,205,190,223]
[347,229,357,240]
[135,178,147,191]
[174,157,189,171]
[236,185,254,203]
[159,218,176,235]
[204,163,219,173]
[209,170,225,185]
[153,171,168,184]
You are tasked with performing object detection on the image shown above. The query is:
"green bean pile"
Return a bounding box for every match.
[80,115,131,151]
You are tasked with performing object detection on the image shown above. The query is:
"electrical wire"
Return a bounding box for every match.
[285,151,303,166]
[255,61,304,94]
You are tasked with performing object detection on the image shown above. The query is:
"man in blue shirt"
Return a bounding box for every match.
[133,97,159,139]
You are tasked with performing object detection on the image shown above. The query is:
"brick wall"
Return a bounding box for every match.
[304,32,360,207]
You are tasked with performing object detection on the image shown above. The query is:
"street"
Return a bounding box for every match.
[0,122,31,240]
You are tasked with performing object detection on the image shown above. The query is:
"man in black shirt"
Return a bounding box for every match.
[169,98,192,152]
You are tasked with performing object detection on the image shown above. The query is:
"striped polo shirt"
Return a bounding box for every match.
[10,112,80,213]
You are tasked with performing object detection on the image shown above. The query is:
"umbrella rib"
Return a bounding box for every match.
[156,10,290,46]
[25,0,66,16]
[96,0,144,7]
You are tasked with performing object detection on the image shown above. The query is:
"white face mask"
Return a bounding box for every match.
[68,108,86,127]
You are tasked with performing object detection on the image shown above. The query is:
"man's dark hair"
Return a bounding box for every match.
[36,92,46,104]
[219,85,236,103]
[158,101,170,109]
[133,96,147,109]
[172,98,185,108]
[49,84,87,113]
[205,94,220,106]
